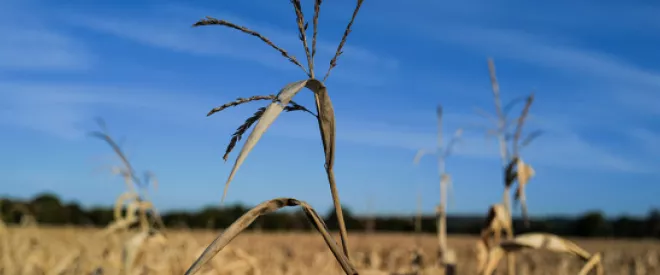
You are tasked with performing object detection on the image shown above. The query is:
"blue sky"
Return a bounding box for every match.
[1,0,658,217]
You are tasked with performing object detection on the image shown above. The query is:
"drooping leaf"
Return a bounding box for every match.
[184,198,357,275]
[515,158,535,226]
[304,79,351,258]
[220,80,309,204]
[500,233,591,259]
[516,158,535,188]
[306,79,335,168]
[483,233,600,275]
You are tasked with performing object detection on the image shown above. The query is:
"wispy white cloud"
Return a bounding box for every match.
[0,3,94,71]
[435,26,660,88]
[364,18,660,174]
[630,128,660,158]
[0,103,86,140]
[267,108,655,174]
[0,27,93,71]
[3,80,648,174]
[58,4,398,87]
[0,82,222,140]
[360,2,660,119]
[416,24,660,120]
[1,0,656,177]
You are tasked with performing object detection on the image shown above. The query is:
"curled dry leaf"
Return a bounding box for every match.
[102,201,140,236]
[108,191,160,234]
[306,79,335,169]
[515,158,535,226]
[114,192,139,221]
[500,233,591,258]
[516,158,535,187]
[220,80,309,204]
[481,233,604,275]
[305,79,351,258]
[184,197,357,275]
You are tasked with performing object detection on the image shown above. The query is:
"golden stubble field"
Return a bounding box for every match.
[2,227,659,275]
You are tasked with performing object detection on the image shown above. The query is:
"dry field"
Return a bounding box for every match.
[2,226,659,275]
[2,1,651,275]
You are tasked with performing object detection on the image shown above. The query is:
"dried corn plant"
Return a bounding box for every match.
[413,105,462,274]
[193,0,365,266]
[476,59,606,275]
[89,119,165,236]
[482,58,540,228]
[474,58,542,275]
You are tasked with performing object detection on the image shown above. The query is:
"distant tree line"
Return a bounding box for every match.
[1,193,659,239]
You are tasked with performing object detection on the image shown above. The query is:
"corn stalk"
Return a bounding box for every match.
[193,0,365,268]
[414,105,462,273]
[482,58,545,275]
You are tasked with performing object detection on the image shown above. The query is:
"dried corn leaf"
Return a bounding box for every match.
[482,233,599,275]
[114,192,139,221]
[516,158,535,186]
[305,79,351,258]
[306,79,335,168]
[500,233,591,259]
[184,197,357,275]
[221,80,309,204]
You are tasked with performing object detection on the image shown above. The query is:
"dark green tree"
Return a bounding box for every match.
[574,211,610,237]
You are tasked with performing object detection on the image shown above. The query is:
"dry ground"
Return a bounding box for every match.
[2,227,659,274]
